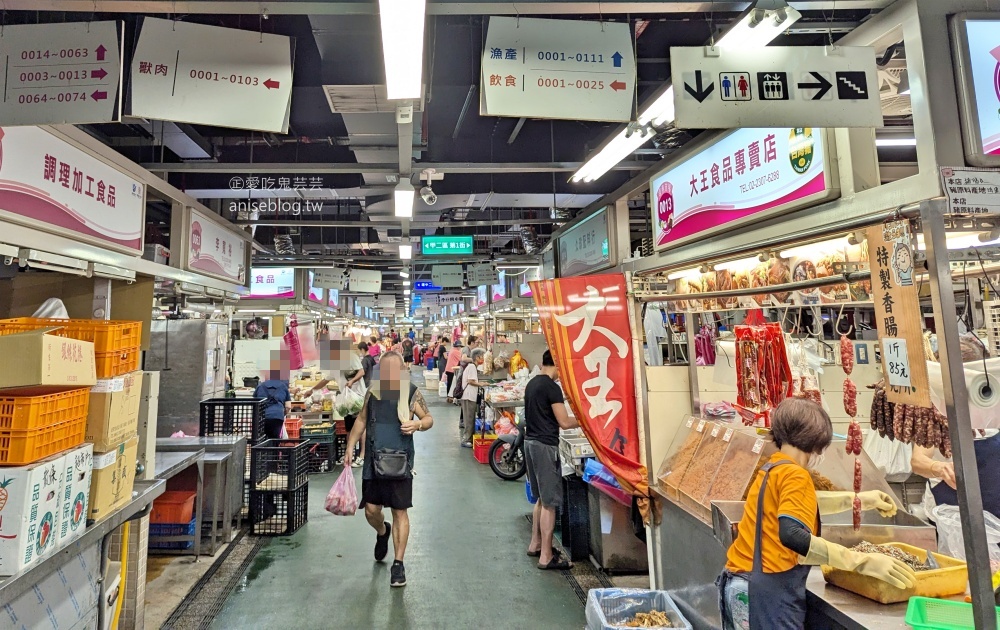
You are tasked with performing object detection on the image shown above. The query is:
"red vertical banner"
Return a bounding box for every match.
[531,274,647,498]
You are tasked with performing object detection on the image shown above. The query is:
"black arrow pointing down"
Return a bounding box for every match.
[797,71,832,100]
[684,70,715,103]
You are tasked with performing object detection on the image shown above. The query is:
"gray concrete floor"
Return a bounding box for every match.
[211,370,587,629]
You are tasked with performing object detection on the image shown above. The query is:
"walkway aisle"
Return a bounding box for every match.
[212,369,586,629]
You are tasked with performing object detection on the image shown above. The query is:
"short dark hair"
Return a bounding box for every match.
[770,398,833,454]
[441,336,450,343]
[358,341,368,351]
[542,350,555,366]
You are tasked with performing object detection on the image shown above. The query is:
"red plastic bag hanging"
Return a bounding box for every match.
[284,314,305,370]
[325,466,358,516]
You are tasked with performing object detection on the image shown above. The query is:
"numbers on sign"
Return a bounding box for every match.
[229,74,259,86]
[189,69,220,81]
[537,52,566,61]
[537,77,566,88]
[21,50,50,60]
[19,71,48,82]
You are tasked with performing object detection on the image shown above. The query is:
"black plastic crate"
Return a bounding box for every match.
[249,484,308,536]
[249,439,310,492]
[199,398,267,444]
[334,435,348,463]
[305,439,336,474]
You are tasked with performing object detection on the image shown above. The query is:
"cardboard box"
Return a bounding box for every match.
[89,437,137,522]
[0,452,65,575]
[1,541,101,630]
[58,443,94,547]
[86,371,143,452]
[137,371,160,481]
[0,328,96,389]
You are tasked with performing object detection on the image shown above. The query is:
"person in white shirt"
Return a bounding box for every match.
[460,349,487,447]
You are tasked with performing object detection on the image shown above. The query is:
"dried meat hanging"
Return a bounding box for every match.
[838,310,862,530]
[734,320,794,427]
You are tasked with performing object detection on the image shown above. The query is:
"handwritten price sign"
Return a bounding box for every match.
[883,337,912,388]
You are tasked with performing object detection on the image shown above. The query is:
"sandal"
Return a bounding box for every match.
[526,547,560,558]
[537,557,572,570]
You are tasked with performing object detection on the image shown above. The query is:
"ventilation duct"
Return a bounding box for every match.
[274,235,296,255]
[517,226,541,255]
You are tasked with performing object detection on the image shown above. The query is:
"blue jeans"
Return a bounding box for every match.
[717,569,750,630]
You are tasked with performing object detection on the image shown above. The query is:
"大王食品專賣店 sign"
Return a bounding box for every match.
[650,127,838,251]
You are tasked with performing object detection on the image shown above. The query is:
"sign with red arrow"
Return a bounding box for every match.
[0,21,123,125]
[481,17,635,122]
[129,17,293,133]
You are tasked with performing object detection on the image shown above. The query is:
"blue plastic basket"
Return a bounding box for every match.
[149,517,196,550]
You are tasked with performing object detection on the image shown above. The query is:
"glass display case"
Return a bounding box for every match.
[705,428,770,506]
[655,416,704,501]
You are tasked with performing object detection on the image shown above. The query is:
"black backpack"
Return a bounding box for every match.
[452,367,467,399]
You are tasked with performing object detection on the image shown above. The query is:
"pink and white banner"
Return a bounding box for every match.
[963,21,1000,157]
[0,126,143,252]
[187,208,247,283]
[650,127,837,250]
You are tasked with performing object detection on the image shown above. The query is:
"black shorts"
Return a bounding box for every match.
[263,417,285,440]
[360,477,413,510]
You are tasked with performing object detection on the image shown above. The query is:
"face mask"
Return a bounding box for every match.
[807,452,825,470]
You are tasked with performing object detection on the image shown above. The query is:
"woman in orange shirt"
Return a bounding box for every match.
[717,398,915,630]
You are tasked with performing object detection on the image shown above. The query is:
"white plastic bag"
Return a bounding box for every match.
[438,379,447,397]
[933,504,1000,563]
[862,429,912,482]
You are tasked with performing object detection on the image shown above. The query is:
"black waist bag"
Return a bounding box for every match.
[373,449,410,479]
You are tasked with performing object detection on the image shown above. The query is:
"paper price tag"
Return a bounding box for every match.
[696,419,707,432]
[752,439,765,454]
[723,428,734,442]
[883,337,912,389]
[711,424,721,438]
[686,417,695,428]
[91,377,125,393]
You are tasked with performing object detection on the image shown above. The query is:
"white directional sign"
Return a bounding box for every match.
[671,46,883,129]
[0,22,123,125]
[467,263,499,286]
[431,265,465,288]
[376,295,396,309]
[129,18,293,133]
[481,17,636,122]
[313,268,348,290]
[356,296,375,308]
[349,269,382,293]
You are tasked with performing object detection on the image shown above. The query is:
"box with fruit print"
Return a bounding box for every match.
[89,437,136,523]
[58,443,93,547]
[0,451,65,576]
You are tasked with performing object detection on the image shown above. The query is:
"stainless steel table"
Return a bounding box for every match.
[202,452,233,555]
[151,450,205,559]
[156,436,247,526]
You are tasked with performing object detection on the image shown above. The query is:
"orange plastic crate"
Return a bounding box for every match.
[0,414,87,465]
[151,491,197,524]
[95,346,140,378]
[0,388,90,432]
[284,418,302,439]
[0,318,141,354]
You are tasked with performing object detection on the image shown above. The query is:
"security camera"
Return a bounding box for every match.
[420,186,438,205]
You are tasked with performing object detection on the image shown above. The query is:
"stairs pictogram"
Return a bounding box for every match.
[839,77,865,95]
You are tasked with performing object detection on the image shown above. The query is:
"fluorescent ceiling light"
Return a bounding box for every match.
[378,0,426,100]
[779,237,851,259]
[875,138,917,147]
[716,2,802,50]
[714,256,761,272]
[403,280,411,286]
[571,0,800,184]
[399,271,410,278]
[237,308,276,313]
[394,181,415,218]
[667,267,703,280]
[399,244,413,259]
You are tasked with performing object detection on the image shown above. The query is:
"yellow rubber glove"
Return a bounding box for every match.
[800,537,917,590]
[815,491,898,518]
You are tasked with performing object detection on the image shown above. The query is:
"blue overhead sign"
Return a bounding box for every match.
[414,281,442,291]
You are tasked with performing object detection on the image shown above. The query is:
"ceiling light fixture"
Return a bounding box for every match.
[399,244,413,260]
[378,0,426,100]
[394,180,415,218]
[571,0,800,184]
[399,270,410,278]
[875,137,917,147]
[667,267,703,281]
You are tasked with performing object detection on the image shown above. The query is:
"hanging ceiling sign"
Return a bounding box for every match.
[349,269,382,293]
[951,15,1000,166]
[422,235,474,256]
[480,17,636,122]
[649,127,839,251]
[247,267,295,299]
[436,295,466,305]
[313,268,348,290]
[0,21,123,126]
[128,17,293,133]
[671,46,883,129]
[185,207,248,285]
[940,167,1000,215]
[0,126,144,253]
[467,263,499,286]
[431,265,465,288]
[558,209,611,276]
[356,296,376,308]
[376,294,396,309]
[866,221,931,407]
[414,280,442,291]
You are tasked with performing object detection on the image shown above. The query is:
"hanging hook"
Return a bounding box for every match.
[835,302,854,336]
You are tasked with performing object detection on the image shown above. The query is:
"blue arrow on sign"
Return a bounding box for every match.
[611,51,623,68]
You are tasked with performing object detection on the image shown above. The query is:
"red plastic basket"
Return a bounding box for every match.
[0,388,90,432]
[473,437,496,464]
[284,418,302,439]
[151,491,197,524]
